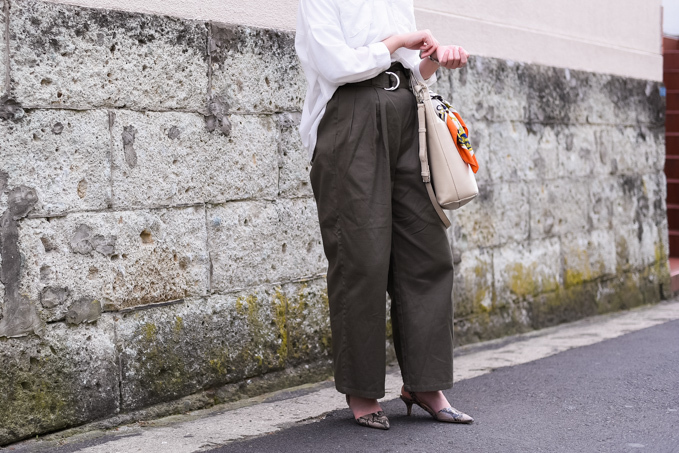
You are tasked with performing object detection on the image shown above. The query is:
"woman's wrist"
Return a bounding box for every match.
[382,34,406,54]
[419,57,439,81]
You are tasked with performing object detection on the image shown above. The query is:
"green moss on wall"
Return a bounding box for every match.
[0,351,75,442]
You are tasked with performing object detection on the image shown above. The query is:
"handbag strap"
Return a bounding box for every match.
[413,82,452,229]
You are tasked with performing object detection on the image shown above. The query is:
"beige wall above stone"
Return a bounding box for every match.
[42,0,663,81]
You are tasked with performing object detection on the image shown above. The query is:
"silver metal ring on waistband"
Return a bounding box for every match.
[384,72,400,91]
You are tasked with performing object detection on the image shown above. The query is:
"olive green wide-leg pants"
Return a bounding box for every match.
[309,71,455,399]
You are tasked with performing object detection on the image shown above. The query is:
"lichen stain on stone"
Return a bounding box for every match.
[0,345,77,445]
[0,171,8,195]
[273,289,288,365]
[208,346,230,377]
[232,293,281,370]
[65,297,102,325]
[173,315,184,332]
[40,287,70,309]
[205,95,231,136]
[210,24,295,67]
[603,76,664,126]
[167,126,181,140]
[563,250,596,289]
[77,178,87,198]
[507,262,560,301]
[69,224,117,256]
[122,125,138,168]
[518,64,581,127]
[472,263,493,313]
[20,1,207,57]
[70,224,94,254]
[284,284,332,364]
[0,96,25,122]
[507,263,538,299]
[0,185,43,338]
[126,320,192,406]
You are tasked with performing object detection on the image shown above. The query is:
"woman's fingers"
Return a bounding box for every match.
[460,47,468,66]
[420,31,438,57]
[436,45,469,69]
[408,29,438,56]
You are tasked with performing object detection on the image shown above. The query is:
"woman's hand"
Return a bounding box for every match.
[434,45,469,70]
[402,30,439,58]
[382,29,438,56]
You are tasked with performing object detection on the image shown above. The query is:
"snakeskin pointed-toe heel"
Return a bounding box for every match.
[400,390,474,424]
[346,395,390,430]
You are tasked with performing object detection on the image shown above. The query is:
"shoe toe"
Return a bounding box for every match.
[356,411,390,430]
[439,407,474,424]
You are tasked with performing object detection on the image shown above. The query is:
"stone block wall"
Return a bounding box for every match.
[0,0,669,445]
[439,60,670,342]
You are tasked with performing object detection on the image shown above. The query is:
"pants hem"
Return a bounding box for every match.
[336,384,386,400]
[403,380,454,393]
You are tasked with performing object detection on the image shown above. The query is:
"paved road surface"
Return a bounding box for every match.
[213,320,679,453]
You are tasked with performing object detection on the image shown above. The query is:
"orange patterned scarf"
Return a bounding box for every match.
[430,93,479,173]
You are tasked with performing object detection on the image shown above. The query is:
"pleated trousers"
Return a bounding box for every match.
[309,65,455,399]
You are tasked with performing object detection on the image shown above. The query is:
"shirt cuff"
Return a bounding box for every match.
[369,41,393,72]
[412,60,438,86]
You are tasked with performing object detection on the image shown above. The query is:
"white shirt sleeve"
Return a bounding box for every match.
[398,3,437,86]
[298,0,392,86]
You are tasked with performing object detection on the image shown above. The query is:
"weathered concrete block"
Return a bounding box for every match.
[555,72,616,126]
[208,198,326,292]
[488,121,561,182]
[595,125,666,176]
[117,279,329,411]
[451,182,530,249]
[562,229,617,286]
[110,110,278,208]
[279,278,331,366]
[615,220,666,273]
[448,59,664,129]
[642,173,668,227]
[573,76,664,127]
[9,0,208,110]
[529,179,590,239]
[648,128,667,173]
[452,247,493,319]
[615,174,659,231]
[523,65,587,127]
[18,207,209,315]
[589,176,631,231]
[0,109,111,216]
[446,57,528,123]
[210,25,306,114]
[557,125,597,178]
[590,173,666,242]
[0,319,119,445]
[494,238,562,303]
[277,112,313,198]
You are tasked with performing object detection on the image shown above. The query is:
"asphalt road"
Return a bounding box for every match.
[211,320,679,453]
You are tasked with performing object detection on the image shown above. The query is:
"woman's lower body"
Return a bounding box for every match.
[309,64,457,404]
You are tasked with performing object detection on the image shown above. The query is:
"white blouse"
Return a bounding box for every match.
[295,0,436,160]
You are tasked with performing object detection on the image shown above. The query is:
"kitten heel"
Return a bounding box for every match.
[400,395,414,416]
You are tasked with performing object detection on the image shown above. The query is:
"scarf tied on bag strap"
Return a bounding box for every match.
[430,93,479,174]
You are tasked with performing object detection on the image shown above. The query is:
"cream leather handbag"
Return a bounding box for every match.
[411,80,479,228]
